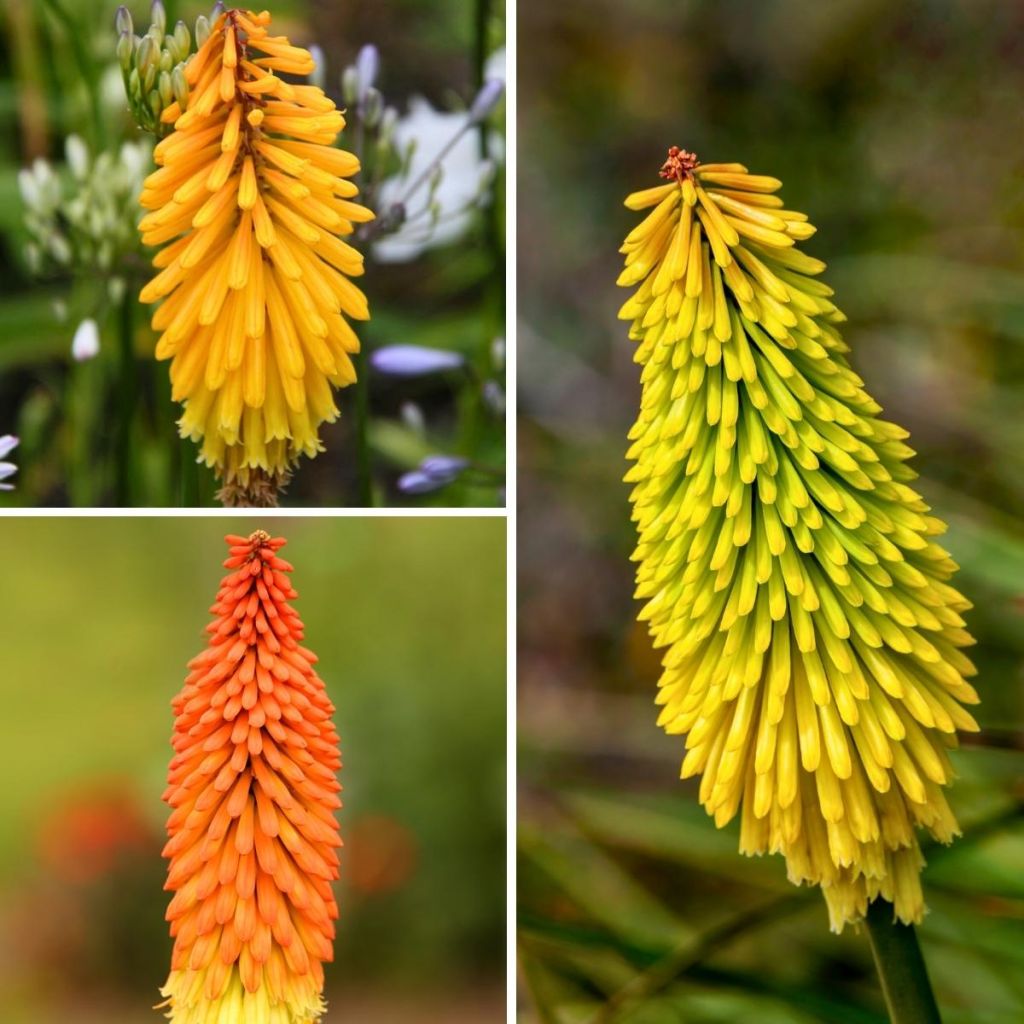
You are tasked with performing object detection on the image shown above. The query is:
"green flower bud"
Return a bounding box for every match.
[341,66,358,108]
[148,88,162,120]
[158,70,173,107]
[159,49,173,73]
[172,66,189,110]
[151,0,166,37]
[364,87,383,128]
[143,60,157,94]
[195,14,210,49]
[115,5,132,36]
[116,31,133,72]
[174,20,191,57]
[136,35,155,75]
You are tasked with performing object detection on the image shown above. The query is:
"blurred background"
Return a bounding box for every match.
[0,0,505,506]
[0,516,506,1022]
[518,0,1024,1021]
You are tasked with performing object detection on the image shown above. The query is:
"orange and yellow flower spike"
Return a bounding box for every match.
[618,148,980,932]
[139,9,373,503]
[161,531,342,1023]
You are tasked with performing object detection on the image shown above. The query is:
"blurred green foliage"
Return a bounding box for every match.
[0,516,505,1020]
[517,0,1024,1021]
[0,0,505,506]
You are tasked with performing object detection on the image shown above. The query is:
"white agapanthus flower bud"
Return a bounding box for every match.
[65,134,90,180]
[71,318,100,361]
[374,96,504,263]
[0,434,19,492]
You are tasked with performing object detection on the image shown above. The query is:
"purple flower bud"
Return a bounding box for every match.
[420,455,469,480]
[399,470,440,494]
[397,454,469,495]
[469,78,504,124]
[371,344,465,377]
[356,44,379,102]
[308,45,326,90]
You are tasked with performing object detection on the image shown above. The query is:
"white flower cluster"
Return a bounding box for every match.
[337,43,506,264]
[19,135,152,278]
[375,46,506,263]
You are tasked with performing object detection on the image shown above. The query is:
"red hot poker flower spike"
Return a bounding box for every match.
[160,531,342,1024]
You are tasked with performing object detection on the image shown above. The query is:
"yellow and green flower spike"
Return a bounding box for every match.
[618,147,981,932]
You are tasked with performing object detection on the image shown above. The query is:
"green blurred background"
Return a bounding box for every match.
[0,516,505,1022]
[0,0,505,506]
[517,0,1024,1021]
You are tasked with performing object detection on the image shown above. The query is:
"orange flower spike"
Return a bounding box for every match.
[141,8,373,503]
[160,531,343,1024]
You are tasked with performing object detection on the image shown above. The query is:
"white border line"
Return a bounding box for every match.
[0,506,506,517]
[505,0,517,1017]
[0,2,518,1016]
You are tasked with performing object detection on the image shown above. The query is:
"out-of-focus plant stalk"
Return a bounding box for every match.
[349,66,375,507]
[67,357,103,505]
[5,0,49,159]
[115,282,135,505]
[865,900,942,1024]
[458,0,503,465]
[41,0,104,149]
[354,346,373,505]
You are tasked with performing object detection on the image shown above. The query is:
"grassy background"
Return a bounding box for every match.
[517,0,1024,1021]
[0,516,506,1021]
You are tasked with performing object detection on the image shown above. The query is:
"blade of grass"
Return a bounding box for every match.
[584,893,809,1024]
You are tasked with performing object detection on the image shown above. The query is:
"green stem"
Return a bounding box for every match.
[473,0,491,106]
[116,285,136,506]
[865,899,942,1024]
[348,104,373,508]
[460,0,503,465]
[179,437,200,507]
[354,348,372,506]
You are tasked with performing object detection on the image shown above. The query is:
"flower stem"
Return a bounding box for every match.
[349,107,373,508]
[354,348,372,506]
[865,899,942,1024]
[115,283,136,506]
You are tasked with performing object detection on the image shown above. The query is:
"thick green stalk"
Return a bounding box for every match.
[865,899,942,1024]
